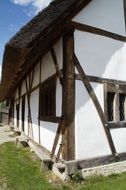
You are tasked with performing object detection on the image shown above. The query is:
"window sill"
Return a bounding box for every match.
[108,121,126,128]
[39,116,61,123]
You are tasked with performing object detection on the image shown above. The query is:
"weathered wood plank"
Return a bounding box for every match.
[62,30,75,161]
[65,152,126,175]
[75,74,126,86]
[50,118,64,158]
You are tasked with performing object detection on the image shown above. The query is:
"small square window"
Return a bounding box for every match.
[105,84,126,127]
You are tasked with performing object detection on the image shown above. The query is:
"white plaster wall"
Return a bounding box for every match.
[32,63,40,88]
[53,38,63,70]
[14,101,17,126]
[21,38,62,151]
[73,0,125,36]
[40,38,63,83]
[24,96,28,135]
[56,79,62,116]
[22,79,62,148]
[32,38,63,88]
[75,31,126,81]
[14,89,18,100]
[40,122,59,152]
[19,100,22,131]
[111,128,126,153]
[30,89,39,144]
[39,79,62,152]
[21,80,26,96]
[13,100,22,130]
[41,52,56,82]
[12,38,63,153]
[75,81,111,159]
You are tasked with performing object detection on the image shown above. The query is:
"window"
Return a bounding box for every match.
[119,94,126,121]
[105,84,126,127]
[107,92,115,122]
[39,77,56,121]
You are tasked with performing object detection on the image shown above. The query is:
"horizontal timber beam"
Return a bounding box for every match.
[64,152,126,175]
[75,74,126,86]
[71,21,126,42]
[14,72,62,102]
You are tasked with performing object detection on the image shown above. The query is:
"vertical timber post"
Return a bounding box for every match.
[62,29,75,161]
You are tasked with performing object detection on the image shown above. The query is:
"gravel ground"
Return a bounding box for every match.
[0,125,16,144]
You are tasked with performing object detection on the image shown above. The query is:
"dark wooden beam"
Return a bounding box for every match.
[124,0,126,32]
[50,48,62,81]
[14,72,61,102]
[25,76,33,138]
[51,118,64,158]
[62,30,75,161]
[75,74,126,86]
[38,60,42,145]
[74,54,118,161]
[64,151,126,175]
[71,21,126,42]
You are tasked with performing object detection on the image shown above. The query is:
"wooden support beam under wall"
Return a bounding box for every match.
[62,29,75,161]
[74,54,118,161]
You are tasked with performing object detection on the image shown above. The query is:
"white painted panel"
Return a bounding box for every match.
[24,96,28,135]
[30,89,39,143]
[14,101,17,126]
[41,52,56,82]
[14,89,18,100]
[75,81,111,159]
[32,63,40,88]
[111,128,126,153]
[40,121,58,152]
[21,80,26,96]
[73,0,125,36]
[75,31,126,81]
[56,79,62,117]
[19,100,22,131]
[91,82,104,110]
[53,38,63,70]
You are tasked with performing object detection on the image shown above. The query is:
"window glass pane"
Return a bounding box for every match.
[119,94,125,121]
[107,92,115,121]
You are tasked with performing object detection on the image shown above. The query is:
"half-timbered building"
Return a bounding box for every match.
[0,0,126,174]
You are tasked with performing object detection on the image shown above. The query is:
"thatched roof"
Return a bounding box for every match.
[0,0,92,101]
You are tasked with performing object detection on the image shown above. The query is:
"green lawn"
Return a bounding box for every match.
[1,142,126,190]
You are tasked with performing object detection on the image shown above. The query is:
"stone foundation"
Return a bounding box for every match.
[82,160,126,178]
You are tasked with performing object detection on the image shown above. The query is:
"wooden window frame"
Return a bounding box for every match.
[39,76,60,123]
[104,83,126,128]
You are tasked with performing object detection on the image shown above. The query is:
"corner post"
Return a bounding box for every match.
[62,29,75,161]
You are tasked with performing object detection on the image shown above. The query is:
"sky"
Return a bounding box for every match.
[0,0,52,78]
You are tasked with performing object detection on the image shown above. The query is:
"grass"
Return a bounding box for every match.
[0,142,67,190]
[1,143,126,190]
